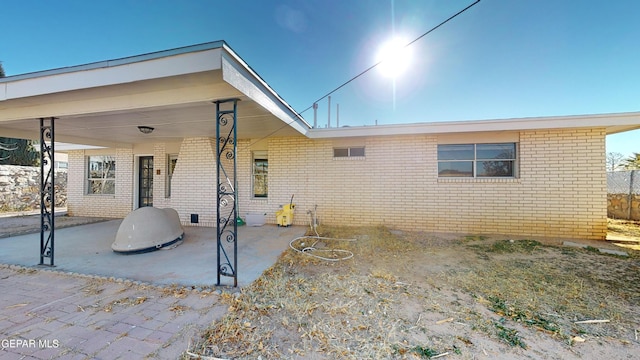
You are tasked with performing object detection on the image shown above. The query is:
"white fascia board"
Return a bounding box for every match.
[220,45,311,135]
[307,111,640,139]
[1,46,223,100]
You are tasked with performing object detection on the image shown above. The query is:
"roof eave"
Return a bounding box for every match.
[0,41,226,84]
[306,111,640,139]
[220,43,311,134]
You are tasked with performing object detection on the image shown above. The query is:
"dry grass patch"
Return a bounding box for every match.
[608,218,640,239]
[608,218,640,251]
[186,227,640,359]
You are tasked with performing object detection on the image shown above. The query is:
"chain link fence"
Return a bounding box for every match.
[607,170,640,220]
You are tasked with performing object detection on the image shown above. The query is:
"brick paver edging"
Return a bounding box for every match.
[0,263,230,359]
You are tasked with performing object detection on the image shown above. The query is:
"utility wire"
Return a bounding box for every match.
[242,0,481,150]
[298,0,481,116]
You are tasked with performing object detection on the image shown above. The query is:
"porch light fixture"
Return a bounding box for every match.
[138,126,154,134]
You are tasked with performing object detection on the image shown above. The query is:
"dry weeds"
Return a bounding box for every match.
[186,226,640,359]
[608,218,640,239]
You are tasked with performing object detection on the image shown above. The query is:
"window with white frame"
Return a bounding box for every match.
[252,151,268,198]
[334,146,365,158]
[437,143,517,178]
[166,154,178,198]
[87,155,116,194]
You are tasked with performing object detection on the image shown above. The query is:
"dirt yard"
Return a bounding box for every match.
[187,225,640,360]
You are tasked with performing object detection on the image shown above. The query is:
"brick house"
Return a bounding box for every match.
[1,41,639,240]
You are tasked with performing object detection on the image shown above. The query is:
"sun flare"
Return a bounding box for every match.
[376,36,412,78]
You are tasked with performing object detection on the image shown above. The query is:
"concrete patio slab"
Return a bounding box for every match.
[0,220,305,288]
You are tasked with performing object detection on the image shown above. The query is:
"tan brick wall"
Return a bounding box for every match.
[239,128,607,240]
[67,148,133,218]
[67,128,607,240]
[152,143,171,210]
[170,137,217,227]
[67,139,217,226]
[516,128,607,239]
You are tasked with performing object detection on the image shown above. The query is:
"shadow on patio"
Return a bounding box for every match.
[0,219,305,288]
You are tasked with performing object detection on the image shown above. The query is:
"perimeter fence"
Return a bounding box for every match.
[607,170,640,220]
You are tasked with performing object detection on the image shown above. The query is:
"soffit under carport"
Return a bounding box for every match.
[0,99,306,147]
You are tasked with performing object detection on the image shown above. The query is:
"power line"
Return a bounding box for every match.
[298,0,481,116]
[242,0,481,149]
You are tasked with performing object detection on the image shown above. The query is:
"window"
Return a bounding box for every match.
[437,143,516,178]
[334,146,365,158]
[252,151,268,198]
[87,155,116,194]
[54,161,68,169]
[166,154,178,198]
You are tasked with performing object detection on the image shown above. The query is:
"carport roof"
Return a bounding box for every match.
[0,41,311,147]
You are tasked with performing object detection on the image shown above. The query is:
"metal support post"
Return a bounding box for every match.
[215,99,239,287]
[39,117,55,266]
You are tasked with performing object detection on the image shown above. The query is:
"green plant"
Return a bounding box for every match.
[410,345,439,358]
[487,295,561,335]
[494,321,527,349]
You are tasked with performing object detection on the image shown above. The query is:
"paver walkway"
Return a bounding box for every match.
[0,264,228,359]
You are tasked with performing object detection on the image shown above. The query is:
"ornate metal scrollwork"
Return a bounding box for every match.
[221,229,236,243]
[39,117,56,266]
[219,263,234,277]
[215,99,239,287]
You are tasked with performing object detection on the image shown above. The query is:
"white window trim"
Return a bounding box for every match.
[86,155,116,195]
[252,151,268,199]
[166,153,178,198]
[437,143,518,179]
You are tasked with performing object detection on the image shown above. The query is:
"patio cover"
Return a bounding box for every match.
[0,41,311,146]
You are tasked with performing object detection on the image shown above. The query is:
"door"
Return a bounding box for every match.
[138,156,153,207]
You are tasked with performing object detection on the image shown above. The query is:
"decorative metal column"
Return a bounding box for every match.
[215,99,239,287]
[39,117,55,266]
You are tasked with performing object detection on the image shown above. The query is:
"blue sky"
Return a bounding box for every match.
[2,0,638,157]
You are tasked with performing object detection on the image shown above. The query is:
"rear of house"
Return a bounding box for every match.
[2,41,639,241]
[66,116,615,240]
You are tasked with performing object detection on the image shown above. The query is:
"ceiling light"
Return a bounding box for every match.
[138,126,154,134]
